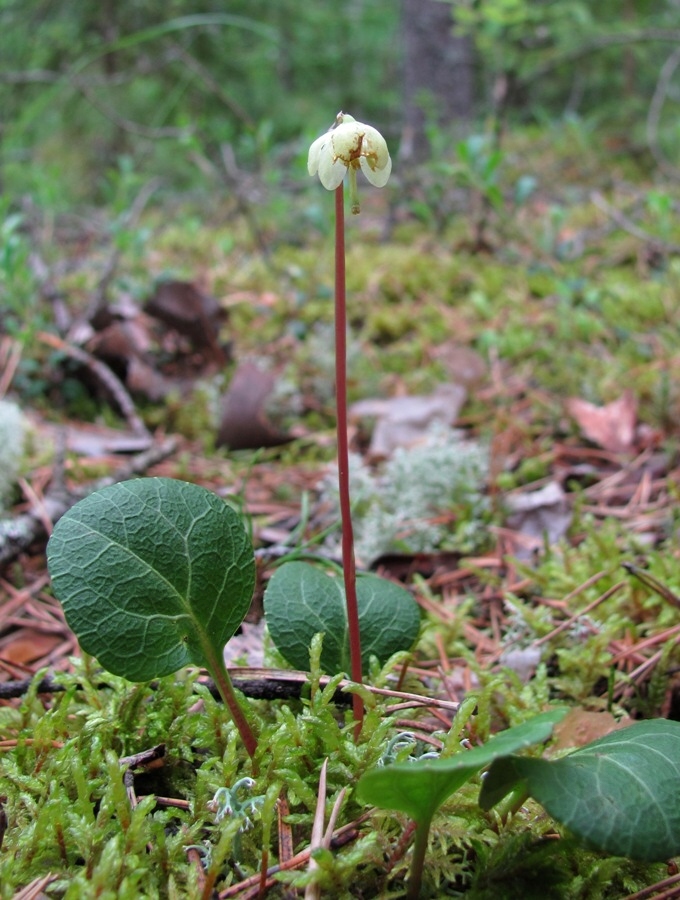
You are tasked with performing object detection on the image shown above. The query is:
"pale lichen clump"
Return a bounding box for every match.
[0,400,26,510]
[323,425,490,566]
[307,112,392,213]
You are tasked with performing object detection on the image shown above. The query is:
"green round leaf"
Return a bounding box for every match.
[263,561,420,675]
[357,709,566,828]
[47,477,255,681]
[482,719,680,861]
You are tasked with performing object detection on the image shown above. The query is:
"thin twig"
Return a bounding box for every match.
[0,436,177,568]
[0,338,22,399]
[611,623,680,666]
[169,43,254,127]
[36,330,150,438]
[529,29,680,83]
[71,75,189,140]
[623,871,680,900]
[88,179,162,322]
[218,813,371,899]
[590,192,680,254]
[218,144,272,261]
[533,581,627,647]
[0,666,460,713]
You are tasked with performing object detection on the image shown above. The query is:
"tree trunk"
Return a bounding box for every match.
[401,0,475,160]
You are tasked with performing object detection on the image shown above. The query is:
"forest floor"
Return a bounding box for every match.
[3,122,680,897]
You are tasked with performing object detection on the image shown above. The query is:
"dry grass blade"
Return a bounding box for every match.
[305,758,329,900]
[218,814,370,899]
[533,581,627,647]
[0,337,22,399]
[11,873,57,899]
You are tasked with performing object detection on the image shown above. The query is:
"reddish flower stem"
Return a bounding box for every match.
[334,184,364,734]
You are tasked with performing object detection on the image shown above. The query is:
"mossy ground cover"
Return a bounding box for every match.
[2,122,680,896]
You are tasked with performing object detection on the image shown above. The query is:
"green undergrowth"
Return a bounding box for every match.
[0,502,680,900]
[6,122,680,897]
[0,653,389,897]
[1,610,672,898]
[417,512,680,718]
[10,122,680,446]
[5,510,680,897]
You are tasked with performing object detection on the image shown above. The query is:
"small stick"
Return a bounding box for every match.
[218,813,371,898]
[591,191,680,254]
[533,581,627,646]
[0,667,461,712]
[37,330,150,439]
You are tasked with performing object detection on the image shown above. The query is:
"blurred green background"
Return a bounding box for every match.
[2,0,677,208]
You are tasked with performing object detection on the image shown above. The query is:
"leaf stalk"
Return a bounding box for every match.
[207,645,258,759]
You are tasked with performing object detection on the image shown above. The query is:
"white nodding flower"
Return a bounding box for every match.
[308,112,392,214]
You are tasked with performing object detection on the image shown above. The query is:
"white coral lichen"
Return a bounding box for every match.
[0,400,26,510]
[323,425,489,566]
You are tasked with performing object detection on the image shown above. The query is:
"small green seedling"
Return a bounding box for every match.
[357,709,567,900]
[264,560,421,675]
[46,477,259,757]
[480,718,680,862]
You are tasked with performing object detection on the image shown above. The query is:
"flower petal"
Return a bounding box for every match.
[362,125,390,167]
[307,134,329,176]
[360,153,392,187]
[318,153,347,190]
[330,122,364,165]
[308,114,391,193]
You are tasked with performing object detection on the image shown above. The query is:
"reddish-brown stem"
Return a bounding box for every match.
[208,644,259,760]
[334,183,364,734]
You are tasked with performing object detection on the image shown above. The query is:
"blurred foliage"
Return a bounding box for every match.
[451,0,674,124]
[2,1,680,208]
[0,0,400,204]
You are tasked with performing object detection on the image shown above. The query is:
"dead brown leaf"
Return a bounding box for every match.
[504,480,572,560]
[217,361,292,450]
[549,708,631,753]
[566,391,637,453]
[145,279,226,362]
[349,384,467,459]
[0,629,62,665]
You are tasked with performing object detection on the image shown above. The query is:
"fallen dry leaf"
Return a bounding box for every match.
[350,383,467,459]
[504,480,572,560]
[217,361,292,450]
[431,342,487,387]
[548,708,631,753]
[0,628,62,665]
[566,391,637,453]
[145,279,226,361]
[223,620,266,667]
